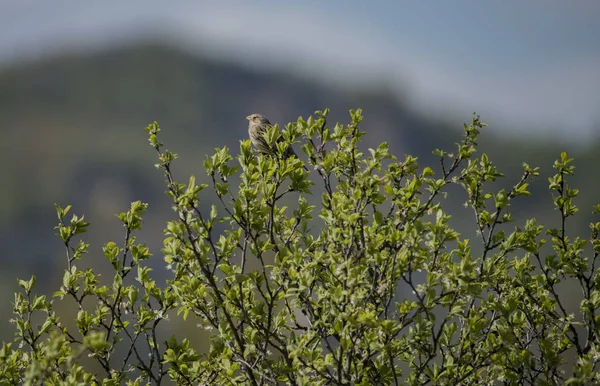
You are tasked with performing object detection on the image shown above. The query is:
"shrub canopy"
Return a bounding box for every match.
[2,109,600,385]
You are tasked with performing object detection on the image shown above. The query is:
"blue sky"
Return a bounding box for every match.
[1,0,598,141]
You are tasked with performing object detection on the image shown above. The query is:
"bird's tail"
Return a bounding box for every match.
[283,146,309,171]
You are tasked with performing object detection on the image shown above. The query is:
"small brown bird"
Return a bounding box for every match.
[246,113,301,162]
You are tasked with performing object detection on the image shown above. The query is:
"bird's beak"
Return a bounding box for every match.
[245,115,251,121]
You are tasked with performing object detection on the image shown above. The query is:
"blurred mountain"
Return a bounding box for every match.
[1,42,599,340]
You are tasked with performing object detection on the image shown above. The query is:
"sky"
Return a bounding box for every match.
[1,0,599,141]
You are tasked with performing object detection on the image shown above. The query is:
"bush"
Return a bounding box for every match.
[1,109,599,385]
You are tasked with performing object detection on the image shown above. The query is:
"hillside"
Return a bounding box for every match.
[0,42,598,339]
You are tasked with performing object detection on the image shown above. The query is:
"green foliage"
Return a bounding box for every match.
[2,110,600,385]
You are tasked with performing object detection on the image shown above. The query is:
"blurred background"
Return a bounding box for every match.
[1,0,599,357]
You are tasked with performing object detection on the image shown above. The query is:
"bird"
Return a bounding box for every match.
[246,113,307,170]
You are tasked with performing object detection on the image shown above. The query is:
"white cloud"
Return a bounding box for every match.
[171,3,600,137]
